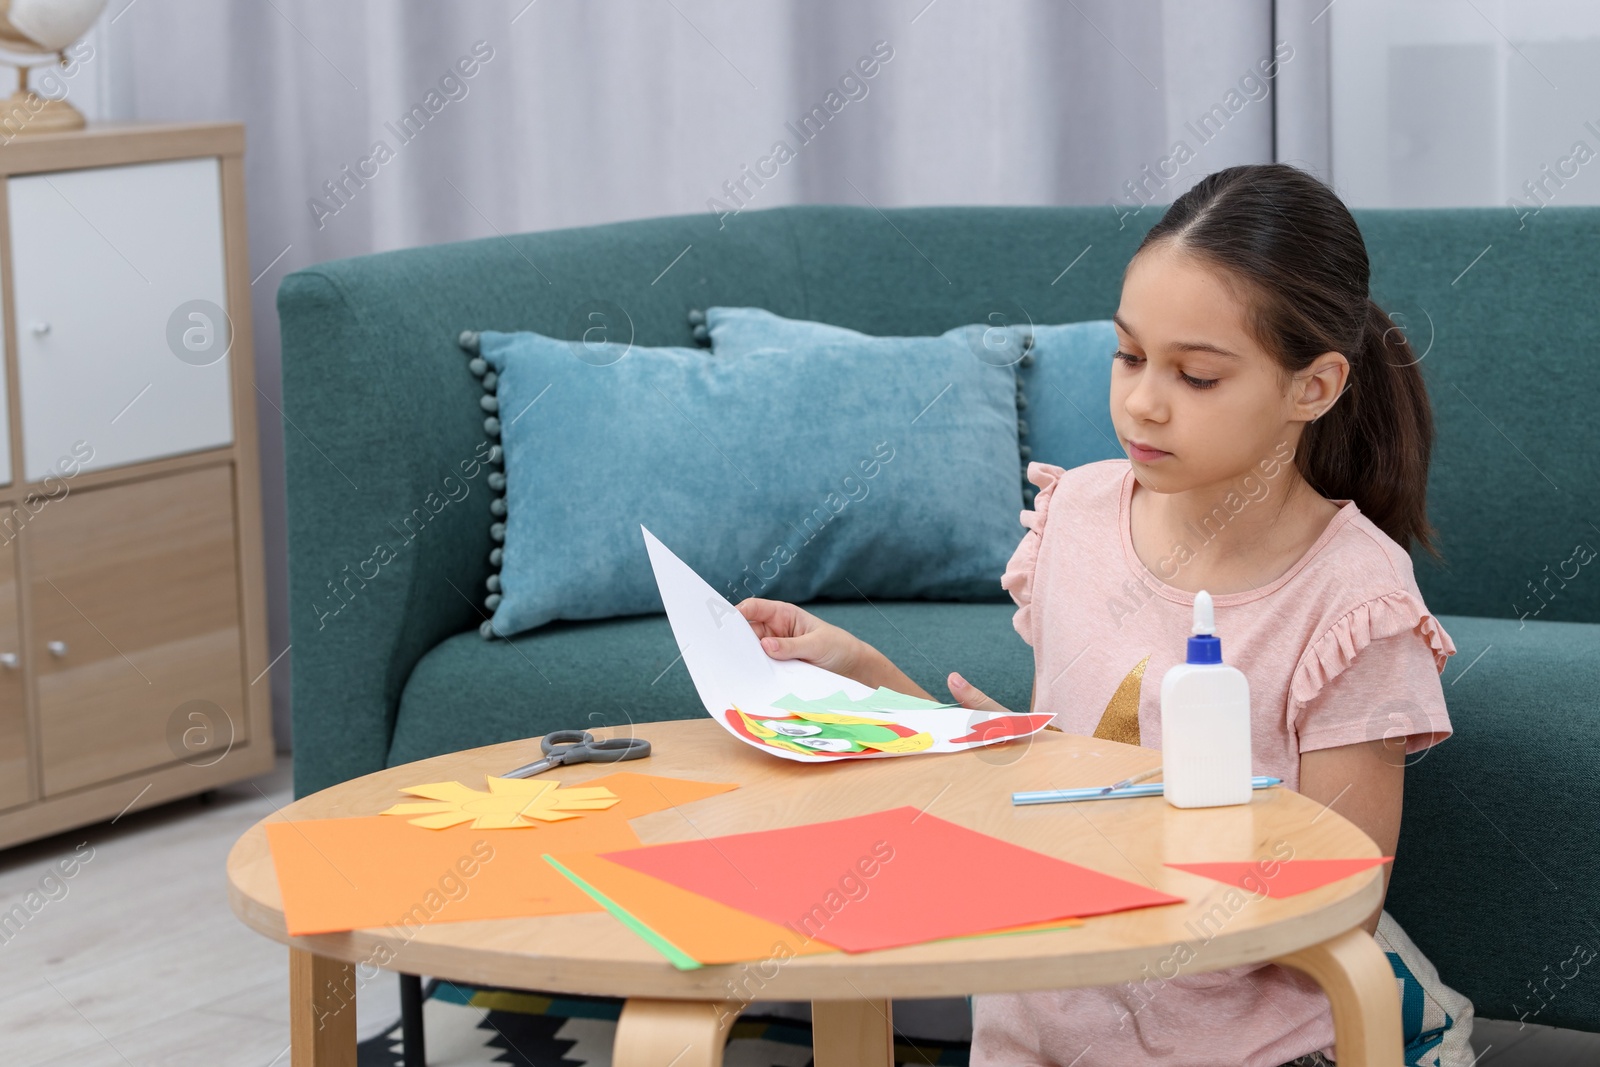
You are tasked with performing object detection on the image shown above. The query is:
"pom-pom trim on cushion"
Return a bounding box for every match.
[459,329,509,639]
[1017,328,1035,504]
[1288,588,1458,709]
[687,307,710,347]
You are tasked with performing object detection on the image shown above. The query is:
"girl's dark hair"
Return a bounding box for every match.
[1133,162,1440,559]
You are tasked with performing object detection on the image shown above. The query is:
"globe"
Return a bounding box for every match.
[0,0,107,135]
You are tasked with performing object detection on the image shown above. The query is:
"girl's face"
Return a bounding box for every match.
[1109,241,1327,494]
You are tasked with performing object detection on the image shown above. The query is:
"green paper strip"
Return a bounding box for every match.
[542,855,702,971]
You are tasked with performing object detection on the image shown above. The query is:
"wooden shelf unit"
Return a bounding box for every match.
[0,122,274,848]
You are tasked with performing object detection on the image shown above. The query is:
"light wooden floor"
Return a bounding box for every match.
[0,756,1594,1066]
[0,757,400,1067]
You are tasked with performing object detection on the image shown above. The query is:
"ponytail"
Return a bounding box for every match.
[1298,298,1440,559]
[1134,163,1442,560]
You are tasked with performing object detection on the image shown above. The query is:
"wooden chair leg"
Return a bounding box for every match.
[612,998,733,1067]
[1275,927,1403,1067]
[813,998,895,1067]
[289,948,356,1067]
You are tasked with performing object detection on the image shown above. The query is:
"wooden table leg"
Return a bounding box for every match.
[1275,927,1403,1067]
[813,998,894,1067]
[289,948,356,1066]
[613,998,733,1067]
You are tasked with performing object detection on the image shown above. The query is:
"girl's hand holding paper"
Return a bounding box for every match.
[642,525,1055,762]
[736,596,869,680]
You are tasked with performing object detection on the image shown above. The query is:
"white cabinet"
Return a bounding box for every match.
[0,238,13,486]
[8,156,234,480]
[0,123,272,849]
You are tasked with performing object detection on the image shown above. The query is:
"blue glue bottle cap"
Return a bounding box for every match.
[1186,589,1223,664]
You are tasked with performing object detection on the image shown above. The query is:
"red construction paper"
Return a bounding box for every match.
[1165,858,1392,899]
[600,806,1182,953]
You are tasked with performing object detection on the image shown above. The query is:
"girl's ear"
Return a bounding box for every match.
[1293,350,1351,422]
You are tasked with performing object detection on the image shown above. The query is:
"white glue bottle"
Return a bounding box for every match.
[1161,590,1254,808]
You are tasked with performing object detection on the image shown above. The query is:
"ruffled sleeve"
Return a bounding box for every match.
[1000,462,1068,648]
[1289,588,1458,754]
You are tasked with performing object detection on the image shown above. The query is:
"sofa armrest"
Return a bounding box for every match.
[279,268,497,798]
[1386,613,1600,1030]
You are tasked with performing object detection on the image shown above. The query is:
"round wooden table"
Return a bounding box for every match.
[227,719,1402,1066]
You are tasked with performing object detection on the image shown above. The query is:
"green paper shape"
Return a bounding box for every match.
[542,855,702,971]
[770,686,958,715]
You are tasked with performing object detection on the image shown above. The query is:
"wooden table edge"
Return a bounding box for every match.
[227,846,1387,999]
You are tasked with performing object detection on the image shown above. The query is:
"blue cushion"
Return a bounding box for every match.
[1018,321,1123,472]
[705,308,1124,494]
[705,304,1026,366]
[473,327,1024,638]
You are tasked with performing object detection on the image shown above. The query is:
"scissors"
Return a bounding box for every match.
[500,729,652,779]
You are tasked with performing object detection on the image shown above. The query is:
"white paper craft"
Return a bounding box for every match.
[641,525,1057,762]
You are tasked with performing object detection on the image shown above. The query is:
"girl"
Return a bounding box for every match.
[737,162,1465,1066]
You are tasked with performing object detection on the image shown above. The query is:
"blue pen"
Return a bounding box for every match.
[1013,775,1282,806]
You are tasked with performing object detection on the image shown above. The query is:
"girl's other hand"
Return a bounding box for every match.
[736,597,866,679]
[947,672,1014,715]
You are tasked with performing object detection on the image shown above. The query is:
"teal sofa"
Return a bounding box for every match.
[279,203,1600,1032]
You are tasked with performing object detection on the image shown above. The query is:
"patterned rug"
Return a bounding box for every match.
[356,980,970,1066]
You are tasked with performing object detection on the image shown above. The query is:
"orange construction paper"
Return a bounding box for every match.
[550,851,838,964]
[264,813,641,936]
[979,916,1086,938]
[1165,858,1392,899]
[571,770,739,821]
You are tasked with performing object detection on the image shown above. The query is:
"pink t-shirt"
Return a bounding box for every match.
[971,459,1456,1067]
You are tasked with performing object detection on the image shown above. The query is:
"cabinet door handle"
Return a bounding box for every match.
[47,641,67,658]
[0,653,15,669]
[30,322,51,337]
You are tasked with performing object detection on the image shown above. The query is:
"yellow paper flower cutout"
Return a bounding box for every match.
[379,777,621,829]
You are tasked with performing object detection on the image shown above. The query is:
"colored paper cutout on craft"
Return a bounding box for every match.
[601,806,1182,953]
[641,525,1058,762]
[547,851,838,966]
[1165,858,1393,899]
[264,814,642,936]
[949,714,1059,745]
[727,708,934,756]
[573,771,739,822]
[381,777,620,828]
[775,688,960,716]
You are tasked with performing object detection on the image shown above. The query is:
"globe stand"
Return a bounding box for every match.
[2,56,87,136]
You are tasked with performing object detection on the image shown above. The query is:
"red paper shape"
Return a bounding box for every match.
[949,714,1057,744]
[600,806,1182,953]
[1166,858,1392,899]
